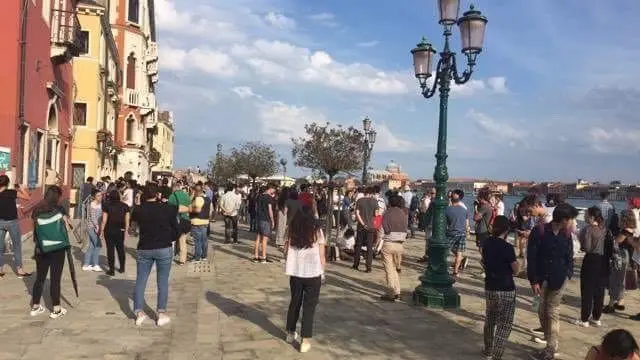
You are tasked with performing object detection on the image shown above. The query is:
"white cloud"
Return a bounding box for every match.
[160,45,239,77]
[374,124,420,152]
[487,77,508,93]
[230,39,408,95]
[308,12,338,27]
[451,79,486,97]
[155,0,245,41]
[231,86,258,99]
[357,41,379,48]
[257,102,327,144]
[264,12,296,30]
[467,109,527,148]
[589,127,640,153]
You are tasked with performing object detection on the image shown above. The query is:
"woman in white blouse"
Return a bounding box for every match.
[284,205,325,353]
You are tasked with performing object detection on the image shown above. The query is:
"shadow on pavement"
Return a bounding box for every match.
[205,290,285,340]
[96,275,154,319]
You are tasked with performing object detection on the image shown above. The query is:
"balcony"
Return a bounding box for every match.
[147,61,158,76]
[124,89,140,107]
[50,9,83,62]
[145,41,158,63]
[140,93,156,116]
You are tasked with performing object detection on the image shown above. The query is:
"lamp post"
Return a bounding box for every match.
[410,0,487,309]
[280,158,287,180]
[361,117,377,185]
[215,143,222,183]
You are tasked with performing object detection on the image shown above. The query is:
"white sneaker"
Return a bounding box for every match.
[285,331,299,343]
[135,313,146,326]
[590,319,602,327]
[533,337,547,345]
[299,340,311,353]
[49,307,67,319]
[157,314,171,327]
[92,265,102,272]
[82,265,92,271]
[573,319,590,327]
[29,305,45,317]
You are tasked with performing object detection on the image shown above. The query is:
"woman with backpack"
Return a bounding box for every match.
[30,186,71,319]
[603,209,637,315]
[574,207,608,327]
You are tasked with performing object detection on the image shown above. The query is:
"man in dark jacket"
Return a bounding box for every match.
[527,203,578,360]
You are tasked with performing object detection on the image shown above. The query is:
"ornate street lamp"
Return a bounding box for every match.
[361,117,377,185]
[280,158,288,179]
[214,143,223,183]
[411,0,487,309]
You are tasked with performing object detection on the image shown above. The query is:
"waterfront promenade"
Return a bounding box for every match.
[1,222,639,360]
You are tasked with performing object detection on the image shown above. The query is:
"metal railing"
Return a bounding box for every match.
[125,89,140,106]
[50,9,82,53]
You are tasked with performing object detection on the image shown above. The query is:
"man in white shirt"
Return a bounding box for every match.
[219,183,243,244]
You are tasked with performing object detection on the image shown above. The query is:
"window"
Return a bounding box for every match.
[72,163,85,188]
[126,54,136,89]
[126,117,135,142]
[127,0,139,23]
[73,103,87,125]
[45,138,53,169]
[79,30,89,54]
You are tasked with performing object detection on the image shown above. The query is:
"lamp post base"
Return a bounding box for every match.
[413,283,460,309]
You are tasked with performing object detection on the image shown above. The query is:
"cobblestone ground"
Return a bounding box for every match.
[1,221,639,360]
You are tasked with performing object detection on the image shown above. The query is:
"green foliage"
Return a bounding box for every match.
[231,141,278,180]
[291,122,365,179]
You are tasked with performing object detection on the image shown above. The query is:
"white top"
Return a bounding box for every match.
[220,191,242,216]
[544,206,555,224]
[496,201,505,216]
[632,209,640,237]
[332,193,343,211]
[122,188,134,207]
[285,230,326,278]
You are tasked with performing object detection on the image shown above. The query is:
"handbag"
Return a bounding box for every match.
[624,268,638,291]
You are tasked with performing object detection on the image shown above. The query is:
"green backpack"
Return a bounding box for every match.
[35,210,70,253]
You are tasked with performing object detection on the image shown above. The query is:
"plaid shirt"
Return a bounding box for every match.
[597,200,615,229]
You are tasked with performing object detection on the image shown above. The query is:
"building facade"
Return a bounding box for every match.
[110,0,158,183]
[367,161,410,190]
[150,110,174,178]
[71,0,121,191]
[0,0,81,232]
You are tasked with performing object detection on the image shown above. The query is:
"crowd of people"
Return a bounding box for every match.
[1,172,640,358]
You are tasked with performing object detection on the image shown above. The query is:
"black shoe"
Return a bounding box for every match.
[118,268,125,273]
[380,294,399,302]
[396,268,402,273]
[614,304,626,311]
[365,269,372,273]
[352,265,359,271]
[106,270,115,276]
[603,305,616,314]
[251,258,261,263]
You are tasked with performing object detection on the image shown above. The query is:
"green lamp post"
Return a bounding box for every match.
[411,1,488,309]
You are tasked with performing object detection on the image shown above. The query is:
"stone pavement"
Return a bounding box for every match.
[1,222,639,360]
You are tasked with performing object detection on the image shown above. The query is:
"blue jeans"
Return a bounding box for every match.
[0,219,23,269]
[83,228,101,266]
[134,247,172,313]
[191,225,208,260]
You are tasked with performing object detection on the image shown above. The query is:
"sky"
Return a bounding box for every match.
[155,0,640,184]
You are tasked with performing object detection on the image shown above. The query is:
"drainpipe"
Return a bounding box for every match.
[16,0,29,183]
[102,0,109,130]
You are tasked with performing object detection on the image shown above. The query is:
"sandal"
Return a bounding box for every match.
[17,272,31,278]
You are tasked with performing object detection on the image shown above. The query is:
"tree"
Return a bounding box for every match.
[291,122,365,182]
[231,141,278,184]
[292,122,366,245]
[208,154,240,184]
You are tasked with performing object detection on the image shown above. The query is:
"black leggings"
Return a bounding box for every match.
[580,253,606,322]
[32,249,66,307]
[286,276,321,338]
[105,229,126,271]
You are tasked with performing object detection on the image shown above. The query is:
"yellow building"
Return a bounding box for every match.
[71,0,121,188]
[150,110,174,179]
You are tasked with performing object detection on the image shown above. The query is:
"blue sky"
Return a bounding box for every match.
[156,0,640,183]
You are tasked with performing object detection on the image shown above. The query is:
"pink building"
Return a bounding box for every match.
[0,0,81,233]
